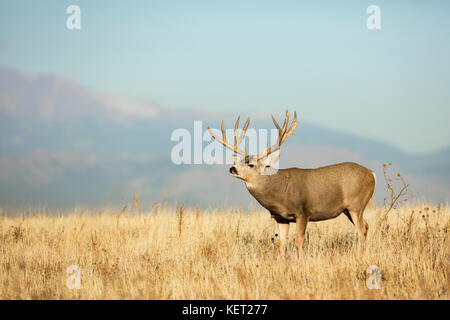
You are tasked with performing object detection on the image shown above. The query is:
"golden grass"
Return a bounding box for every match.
[0,205,448,299]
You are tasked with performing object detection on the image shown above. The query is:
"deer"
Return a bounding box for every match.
[207,110,376,256]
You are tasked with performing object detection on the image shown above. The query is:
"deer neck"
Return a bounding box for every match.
[244,171,289,213]
[244,170,282,195]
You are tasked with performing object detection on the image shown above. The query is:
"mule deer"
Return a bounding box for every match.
[207,110,376,255]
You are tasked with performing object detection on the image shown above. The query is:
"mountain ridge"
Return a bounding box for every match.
[1,68,449,209]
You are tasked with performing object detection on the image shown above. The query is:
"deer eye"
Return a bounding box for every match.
[248,164,254,168]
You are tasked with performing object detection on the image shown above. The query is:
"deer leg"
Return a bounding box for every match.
[296,215,308,255]
[348,209,369,242]
[277,222,289,256]
[359,218,369,241]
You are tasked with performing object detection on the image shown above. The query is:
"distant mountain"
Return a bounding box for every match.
[0,68,449,210]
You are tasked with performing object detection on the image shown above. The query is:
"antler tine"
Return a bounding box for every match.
[281,110,299,144]
[221,120,226,144]
[271,111,289,141]
[280,109,290,138]
[271,114,281,132]
[234,116,240,148]
[257,109,298,160]
[207,117,249,156]
[237,117,250,146]
[257,116,280,161]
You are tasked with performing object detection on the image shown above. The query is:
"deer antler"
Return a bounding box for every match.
[207,110,298,159]
[207,116,250,156]
[256,110,299,160]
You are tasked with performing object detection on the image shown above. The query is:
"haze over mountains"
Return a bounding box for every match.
[0,68,449,211]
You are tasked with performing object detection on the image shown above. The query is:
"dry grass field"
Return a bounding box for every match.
[0,204,448,299]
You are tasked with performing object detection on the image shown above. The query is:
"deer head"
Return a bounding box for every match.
[207,110,299,182]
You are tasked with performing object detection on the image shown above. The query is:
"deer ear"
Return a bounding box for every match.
[260,149,280,167]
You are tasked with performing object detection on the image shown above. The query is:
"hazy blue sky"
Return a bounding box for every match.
[1,0,449,154]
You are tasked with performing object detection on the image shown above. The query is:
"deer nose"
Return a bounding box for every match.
[229,166,237,175]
